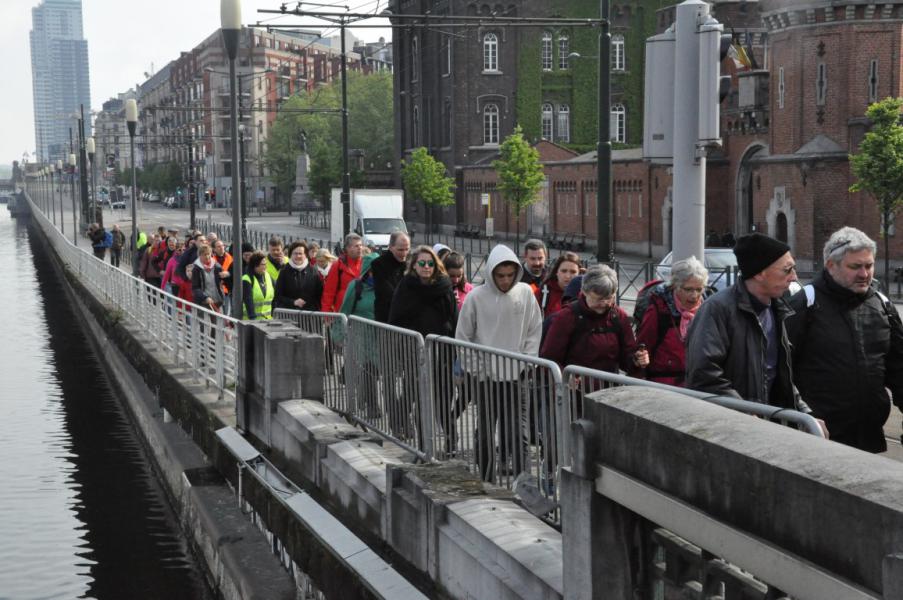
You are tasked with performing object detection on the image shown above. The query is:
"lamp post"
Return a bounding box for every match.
[340,20,351,236]
[53,162,59,225]
[222,0,244,319]
[58,159,64,232]
[125,98,139,252]
[69,153,78,245]
[239,123,247,237]
[597,0,612,264]
[86,136,97,226]
[78,104,90,229]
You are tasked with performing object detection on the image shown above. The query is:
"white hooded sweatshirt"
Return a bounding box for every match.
[455,245,543,381]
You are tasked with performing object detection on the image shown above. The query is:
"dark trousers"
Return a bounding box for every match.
[92,247,106,260]
[473,377,526,483]
[110,248,121,267]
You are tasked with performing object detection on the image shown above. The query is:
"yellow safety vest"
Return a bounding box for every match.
[242,272,274,320]
[266,255,286,282]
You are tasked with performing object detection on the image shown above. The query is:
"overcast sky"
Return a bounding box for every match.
[0,0,390,166]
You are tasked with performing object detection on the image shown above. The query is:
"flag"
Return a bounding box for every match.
[728,44,752,70]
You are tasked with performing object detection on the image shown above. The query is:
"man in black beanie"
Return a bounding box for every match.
[685,233,814,417]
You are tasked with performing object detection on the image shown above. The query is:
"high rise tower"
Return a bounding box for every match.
[30,0,91,163]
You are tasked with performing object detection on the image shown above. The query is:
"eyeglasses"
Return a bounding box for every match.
[680,286,705,293]
[417,260,435,267]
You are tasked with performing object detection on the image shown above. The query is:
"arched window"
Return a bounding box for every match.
[412,106,421,147]
[612,34,625,71]
[483,104,499,145]
[411,36,419,81]
[483,33,498,72]
[557,104,570,142]
[610,103,626,143]
[541,31,553,71]
[541,103,554,140]
[558,35,570,70]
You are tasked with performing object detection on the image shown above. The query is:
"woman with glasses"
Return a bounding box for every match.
[635,256,709,386]
[389,245,458,337]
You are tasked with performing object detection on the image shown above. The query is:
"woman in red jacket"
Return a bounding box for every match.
[635,256,708,386]
[535,251,581,318]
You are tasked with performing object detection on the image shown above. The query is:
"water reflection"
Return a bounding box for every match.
[0,210,212,600]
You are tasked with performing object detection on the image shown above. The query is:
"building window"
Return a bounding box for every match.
[612,34,625,71]
[557,104,570,142]
[816,63,827,106]
[412,106,421,147]
[483,103,499,145]
[541,103,554,140]
[869,59,879,103]
[483,33,498,72]
[541,31,553,71]
[411,36,419,82]
[778,66,785,109]
[610,103,626,143]
[558,35,570,69]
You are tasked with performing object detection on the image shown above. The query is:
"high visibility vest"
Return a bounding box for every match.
[136,231,148,250]
[266,255,286,282]
[242,272,274,320]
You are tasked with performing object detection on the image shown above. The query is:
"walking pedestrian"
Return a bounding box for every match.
[536,252,581,318]
[191,243,225,313]
[265,236,288,282]
[274,241,323,312]
[371,231,411,322]
[520,239,548,294]
[241,252,275,320]
[110,224,125,267]
[787,227,903,452]
[443,252,473,311]
[321,233,364,313]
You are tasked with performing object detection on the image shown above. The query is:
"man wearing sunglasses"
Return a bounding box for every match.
[787,227,903,452]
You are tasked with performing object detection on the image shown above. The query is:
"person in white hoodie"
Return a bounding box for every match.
[455,244,543,482]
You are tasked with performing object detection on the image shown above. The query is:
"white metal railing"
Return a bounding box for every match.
[273,309,347,409]
[25,194,240,403]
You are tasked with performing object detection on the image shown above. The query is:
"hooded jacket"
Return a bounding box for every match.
[455,245,543,381]
[787,271,903,452]
[389,273,457,337]
[191,257,224,307]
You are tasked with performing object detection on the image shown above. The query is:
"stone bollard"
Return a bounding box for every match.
[236,320,325,445]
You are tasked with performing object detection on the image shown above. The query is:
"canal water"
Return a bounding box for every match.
[0,208,213,599]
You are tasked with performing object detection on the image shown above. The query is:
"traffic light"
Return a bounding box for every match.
[698,16,733,144]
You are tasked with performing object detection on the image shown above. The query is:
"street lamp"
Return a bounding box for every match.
[126,98,139,253]
[86,136,97,225]
[69,153,77,245]
[238,123,247,237]
[57,159,64,232]
[222,0,244,320]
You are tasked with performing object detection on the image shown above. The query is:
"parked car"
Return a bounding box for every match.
[655,248,739,291]
[111,198,126,210]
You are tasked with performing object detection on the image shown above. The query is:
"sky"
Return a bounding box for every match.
[0,0,391,166]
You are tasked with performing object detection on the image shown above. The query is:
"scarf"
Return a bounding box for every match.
[288,257,309,271]
[673,291,701,340]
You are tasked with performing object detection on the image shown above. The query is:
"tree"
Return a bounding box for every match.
[493,125,546,254]
[264,71,394,203]
[849,97,903,286]
[401,147,456,243]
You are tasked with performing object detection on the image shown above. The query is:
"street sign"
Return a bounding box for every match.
[481,193,490,206]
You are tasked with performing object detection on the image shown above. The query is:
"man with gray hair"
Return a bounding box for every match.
[321,233,364,312]
[787,226,903,452]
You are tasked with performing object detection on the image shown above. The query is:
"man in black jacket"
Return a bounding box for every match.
[686,233,812,416]
[787,227,903,452]
[370,231,410,322]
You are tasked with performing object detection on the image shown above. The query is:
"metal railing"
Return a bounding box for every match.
[26,194,240,403]
[342,316,431,460]
[273,309,347,409]
[425,335,563,496]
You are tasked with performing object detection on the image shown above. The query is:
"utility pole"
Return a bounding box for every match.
[597,0,612,264]
[78,104,90,229]
[188,133,196,230]
[340,19,351,237]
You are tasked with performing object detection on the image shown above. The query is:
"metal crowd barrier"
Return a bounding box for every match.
[425,335,563,496]
[273,309,347,409]
[343,316,432,460]
[26,194,240,403]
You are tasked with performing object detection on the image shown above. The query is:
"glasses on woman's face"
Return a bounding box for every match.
[417,260,435,268]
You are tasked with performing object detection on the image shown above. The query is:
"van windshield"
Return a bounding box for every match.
[363,218,407,235]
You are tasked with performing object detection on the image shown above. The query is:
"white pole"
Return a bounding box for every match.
[671,0,708,263]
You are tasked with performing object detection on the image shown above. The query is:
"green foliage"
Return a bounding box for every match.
[138,161,183,193]
[849,97,903,280]
[493,125,546,217]
[401,147,455,208]
[264,71,394,201]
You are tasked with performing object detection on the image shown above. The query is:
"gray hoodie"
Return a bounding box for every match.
[455,245,543,381]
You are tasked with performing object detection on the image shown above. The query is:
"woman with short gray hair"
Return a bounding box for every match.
[636,256,709,386]
[541,264,649,375]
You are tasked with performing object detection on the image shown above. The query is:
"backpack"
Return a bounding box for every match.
[102,230,113,248]
[632,279,665,327]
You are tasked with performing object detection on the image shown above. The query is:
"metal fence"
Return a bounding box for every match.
[26,194,240,403]
[425,335,563,496]
[273,309,347,409]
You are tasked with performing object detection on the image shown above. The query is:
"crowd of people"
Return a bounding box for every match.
[85,220,903,476]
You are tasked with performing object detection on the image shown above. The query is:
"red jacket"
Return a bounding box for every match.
[635,287,686,386]
[540,298,640,375]
[536,279,565,318]
[320,254,362,313]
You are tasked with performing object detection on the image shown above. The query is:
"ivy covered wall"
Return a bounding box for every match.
[516,0,670,150]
